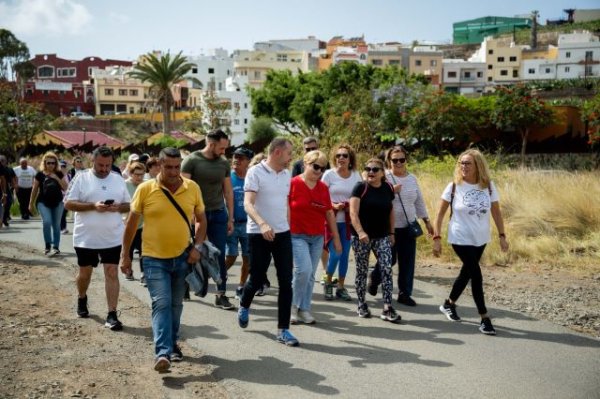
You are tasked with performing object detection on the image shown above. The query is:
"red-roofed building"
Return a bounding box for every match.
[23,54,133,117]
[30,130,125,150]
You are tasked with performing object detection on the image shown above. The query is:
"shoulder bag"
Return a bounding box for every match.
[387,173,423,238]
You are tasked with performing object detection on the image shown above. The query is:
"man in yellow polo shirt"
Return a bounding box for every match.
[120,147,207,373]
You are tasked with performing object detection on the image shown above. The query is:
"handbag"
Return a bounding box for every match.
[387,173,423,238]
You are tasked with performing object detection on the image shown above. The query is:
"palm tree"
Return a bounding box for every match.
[128,51,200,134]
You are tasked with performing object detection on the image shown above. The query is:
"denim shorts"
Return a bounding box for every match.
[225,222,249,257]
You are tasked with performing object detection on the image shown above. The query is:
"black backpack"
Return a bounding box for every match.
[41,176,63,207]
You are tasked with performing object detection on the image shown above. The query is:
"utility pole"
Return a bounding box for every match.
[531,10,539,49]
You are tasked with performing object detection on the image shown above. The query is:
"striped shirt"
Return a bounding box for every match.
[385,172,429,228]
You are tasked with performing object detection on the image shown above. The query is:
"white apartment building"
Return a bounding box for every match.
[233,49,313,88]
[253,36,323,53]
[521,59,558,80]
[185,49,234,92]
[556,31,600,79]
[332,46,369,66]
[442,59,486,94]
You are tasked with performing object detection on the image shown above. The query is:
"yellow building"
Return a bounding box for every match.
[409,47,443,86]
[233,50,313,89]
[92,66,151,115]
[484,38,525,84]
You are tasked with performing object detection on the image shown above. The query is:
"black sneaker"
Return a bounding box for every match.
[171,344,183,362]
[439,300,461,322]
[357,304,371,318]
[397,293,417,307]
[323,283,334,301]
[215,295,235,310]
[77,296,89,318]
[105,311,123,331]
[380,306,401,322]
[479,317,497,335]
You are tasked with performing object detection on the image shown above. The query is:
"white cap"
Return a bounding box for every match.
[128,154,140,162]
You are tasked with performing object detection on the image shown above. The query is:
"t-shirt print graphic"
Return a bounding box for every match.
[463,189,489,219]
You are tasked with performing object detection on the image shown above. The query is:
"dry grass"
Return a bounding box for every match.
[414,167,600,270]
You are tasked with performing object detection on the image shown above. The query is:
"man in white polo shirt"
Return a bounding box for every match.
[237,137,299,347]
[13,157,36,220]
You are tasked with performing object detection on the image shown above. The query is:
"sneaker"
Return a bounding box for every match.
[320,274,328,285]
[52,248,60,256]
[238,306,249,328]
[61,228,69,234]
[276,329,299,347]
[380,307,401,322]
[357,304,371,318]
[323,283,334,301]
[290,306,299,325]
[439,300,461,322]
[298,310,316,324]
[397,293,417,307]
[105,311,123,331]
[256,279,270,296]
[154,356,171,373]
[235,286,244,300]
[77,296,89,318]
[335,287,352,301]
[125,272,134,281]
[479,317,497,335]
[215,294,235,310]
[140,275,147,287]
[171,344,183,362]
[44,248,51,256]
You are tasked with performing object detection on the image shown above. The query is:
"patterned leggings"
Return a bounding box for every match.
[352,236,393,307]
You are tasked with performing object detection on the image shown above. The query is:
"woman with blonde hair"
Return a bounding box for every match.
[29,152,69,256]
[433,149,509,335]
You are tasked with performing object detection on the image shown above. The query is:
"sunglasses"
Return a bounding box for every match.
[460,161,473,166]
[391,158,407,164]
[364,166,381,173]
[305,146,318,152]
[335,153,349,159]
[45,161,57,165]
[310,163,326,172]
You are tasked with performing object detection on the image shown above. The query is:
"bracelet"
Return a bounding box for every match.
[432,235,441,240]
[499,233,506,238]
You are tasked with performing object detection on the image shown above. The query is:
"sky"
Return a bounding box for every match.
[1,0,599,61]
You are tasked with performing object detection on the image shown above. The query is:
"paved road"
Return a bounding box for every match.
[2,218,599,399]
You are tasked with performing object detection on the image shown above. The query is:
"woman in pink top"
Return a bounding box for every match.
[289,150,341,324]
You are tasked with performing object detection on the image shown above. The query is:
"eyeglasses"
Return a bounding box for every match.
[310,163,326,172]
[132,172,145,177]
[305,147,318,152]
[460,161,473,166]
[335,153,349,159]
[391,158,406,164]
[364,166,381,173]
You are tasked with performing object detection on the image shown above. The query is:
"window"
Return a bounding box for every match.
[477,71,483,78]
[192,67,198,74]
[566,52,571,58]
[500,70,508,76]
[57,68,76,77]
[234,119,240,125]
[448,71,457,78]
[487,64,493,70]
[129,89,138,96]
[372,59,383,66]
[234,102,240,109]
[415,60,422,66]
[105,88,114,95]
[389,60,400,65]
[218,82,222,90]
[528,68,535,74]
[488,49,494,55]
[545,68,551,74]
[244,103,248,109]
[464,71,471,78]
[208,68,214,74]
[277,54,288,62]
[497,57,505,62]
[74,90,81,98]
[509,56,517,62]
[430,60,437,67]
[244,118,247,124]
[585,65,593,76]
[487,77,492,82]
[26,88,33,96]
[43,90,49,96]
[38,66,54,78]
[565,66,570,73]
[254,71,261,79]
[118,89,127,96]
[513,70,519,78]
[244,128,248,133]
[585,51,593,60]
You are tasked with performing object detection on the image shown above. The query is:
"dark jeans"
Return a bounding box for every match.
[3,188,13,222]
[16,187,32,217]
[206,208,228,293]
[449,244,487,315]
[371,227,417,296]
[60,208,67,230]
[241,231,293,329]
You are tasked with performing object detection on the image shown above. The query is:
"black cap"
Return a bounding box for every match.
[138,153,150,164]
[233,147,254,159]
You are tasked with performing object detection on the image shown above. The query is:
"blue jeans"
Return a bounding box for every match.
[206,208,228,292]
[292,234,324,311]
[143,251,190,359]
[326,222,352,278]
[225,222,249,257]
[37,202,64,249]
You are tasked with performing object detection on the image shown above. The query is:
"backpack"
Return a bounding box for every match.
[41,176,63,207]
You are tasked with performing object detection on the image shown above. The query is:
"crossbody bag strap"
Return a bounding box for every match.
[161,187,194,241]
[449,182,456,220]
[387,172,411,223]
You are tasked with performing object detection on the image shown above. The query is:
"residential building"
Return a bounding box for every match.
[332,45,369,66]
[555,31,600,79]
[521,46,559,81]
[233,49,313,89]
[23,54,132,116]
[442,59,486,93]
[367,43,405,68]
[253,36,324,53]
[453,16,532,45]
[185,49,234,92]
[409,46,443,86]
[481,38,525,86]
[92,66,150,115]
[318,36,367,71]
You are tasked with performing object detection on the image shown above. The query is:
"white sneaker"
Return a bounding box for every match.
[61,228,69,234]
[298,310,316,324]
[290,305,299,325]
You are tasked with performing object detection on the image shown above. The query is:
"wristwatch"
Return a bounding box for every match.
[194,243,203,253]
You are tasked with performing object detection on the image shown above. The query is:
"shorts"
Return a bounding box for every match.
[75,245,122,267]
[225,222,249,257]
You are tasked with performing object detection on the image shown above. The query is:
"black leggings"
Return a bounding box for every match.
[449,244,487,315]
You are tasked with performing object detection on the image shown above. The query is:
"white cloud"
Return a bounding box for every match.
[0,0,92,36]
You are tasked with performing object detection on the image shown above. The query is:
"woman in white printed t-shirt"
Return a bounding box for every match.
[433,149,509,336]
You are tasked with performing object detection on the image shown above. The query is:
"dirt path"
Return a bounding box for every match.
[0,242,228,399]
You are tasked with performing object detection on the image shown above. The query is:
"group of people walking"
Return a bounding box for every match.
[1,131,509,373]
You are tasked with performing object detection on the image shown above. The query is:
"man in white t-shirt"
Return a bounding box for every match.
[13,157,36,220]
[65,146,130,331]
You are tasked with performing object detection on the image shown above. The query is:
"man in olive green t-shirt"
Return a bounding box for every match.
[182,129,234,310]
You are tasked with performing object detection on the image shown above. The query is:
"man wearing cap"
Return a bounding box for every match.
[122,154,140,179]
[13,157,36,220]
[225,147,254,299]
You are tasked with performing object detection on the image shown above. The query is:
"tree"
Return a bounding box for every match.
[128,52,199,134]
[247,116,277,144]
[491,85,554,166]
[581,94,600,160]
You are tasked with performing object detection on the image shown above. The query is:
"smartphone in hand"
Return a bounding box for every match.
[103,199,115,205]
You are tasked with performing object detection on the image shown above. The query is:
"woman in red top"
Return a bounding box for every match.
[289,150,341,324]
